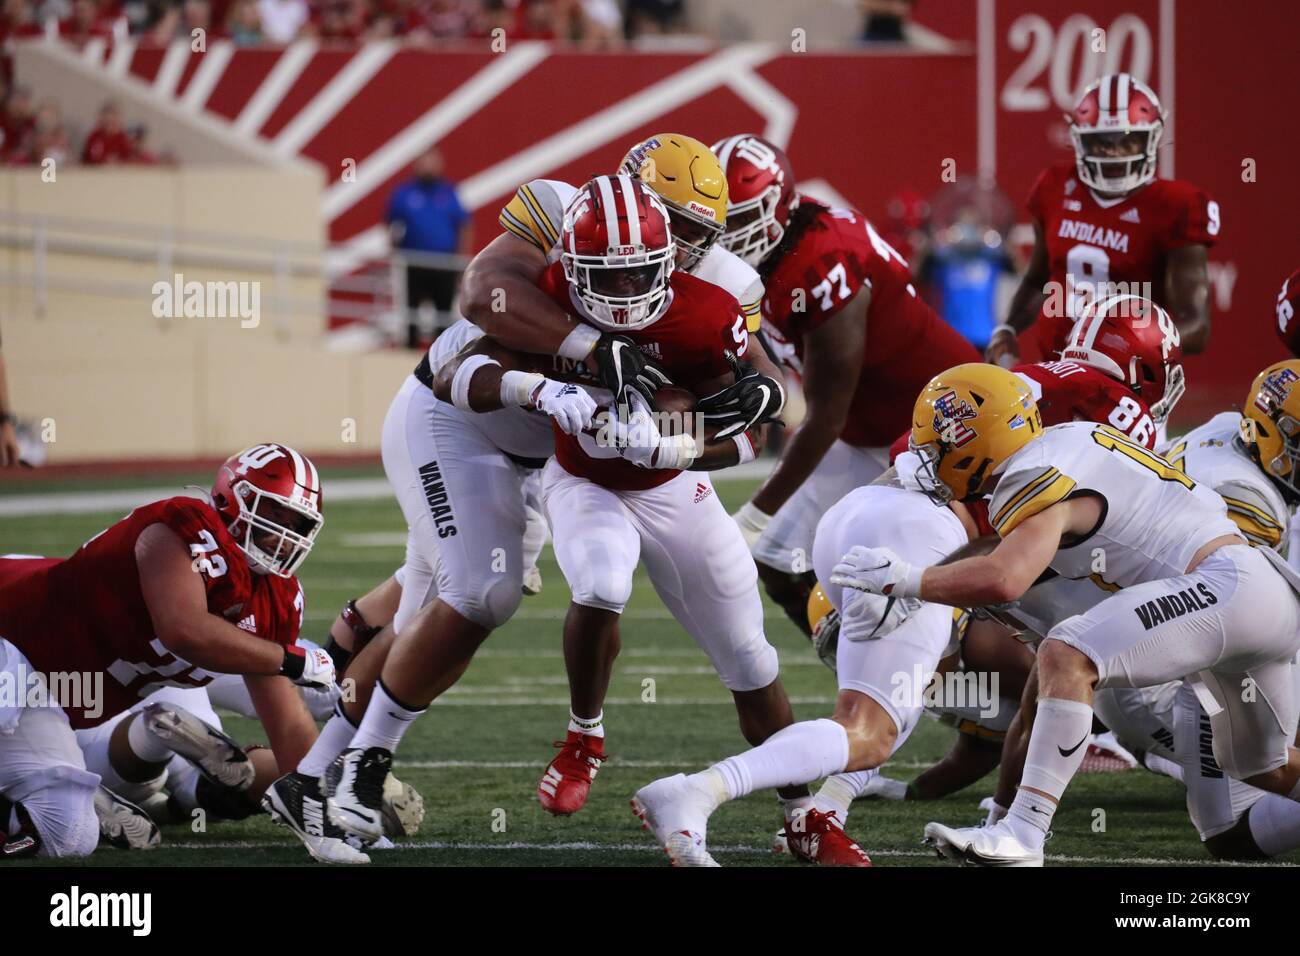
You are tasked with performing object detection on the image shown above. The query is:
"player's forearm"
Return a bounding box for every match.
[918,556,1026,608]
[159,614,288,676]
[689,428,764,472]
[1004,273,1048,333]
[461,264,595,359]
[244,674,319,773]
[751,413,842,514]
[1165,260,1212,354]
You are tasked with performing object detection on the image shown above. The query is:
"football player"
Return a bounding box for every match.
[712,134,981,635]
[0,444,335,858]
[987,73,1217,369]
[631,457,982,866]
[827,365,1300,866]
[312,132,782,700]
[318,175,801,854]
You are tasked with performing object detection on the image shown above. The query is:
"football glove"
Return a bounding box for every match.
[280,645,337,691]
[696,351,785,441]
[829,545,924,599]
[530,379,597,436]
[592,334,671,413]
[608,387,698,470]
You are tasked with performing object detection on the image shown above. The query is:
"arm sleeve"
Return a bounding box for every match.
[988,463,1079,536]
[497,179,572,254]
[1216,480,1286,549]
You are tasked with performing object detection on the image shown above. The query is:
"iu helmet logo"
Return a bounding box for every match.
[933,390,978,447]
[1257,367,1299,414]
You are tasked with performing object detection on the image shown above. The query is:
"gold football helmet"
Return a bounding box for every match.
[1240,359,1300,499]
[621,133,727,272]
[910,363,1043,503]
[806,582,839,672]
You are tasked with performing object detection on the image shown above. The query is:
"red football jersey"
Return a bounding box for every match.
[759,202,980,448]
[1275,268,1300,357]
[885,357,1156,461]
[0,497,303,728]
[537,261,745,491]
[1028,162,1219,357]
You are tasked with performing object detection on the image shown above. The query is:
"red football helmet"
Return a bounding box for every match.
[211,443,323,577]
[1068,72,1165,195]
[711,134,798,267]
[1060,294,1185,423]
[1276,268,1300,358]
[560,173,675,330]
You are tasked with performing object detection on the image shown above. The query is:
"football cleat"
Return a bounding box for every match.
[537,731,606,816]
[924,819,1044,867]
[630,774,719,867]
[522,565,543,596]
[324,746,391,843]
[94,786,161,850]
[381,773,425,838]
[263,772,370,865]
[774,809,872,867]
[142,702,254,791]
[1079,731,1139,773]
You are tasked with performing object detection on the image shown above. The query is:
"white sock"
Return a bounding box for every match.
[297,706,359,776]
[1143,751,1183,782]
[568,711,604,739]
[127,712,175,764]
[703,719,849,802]
[815,769,879,820]
[1246,794,1300,857]
[778,793,815,821]
[1006,697,1094,848]
[349,681,426,753]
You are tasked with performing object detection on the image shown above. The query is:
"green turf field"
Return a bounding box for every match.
[0,468,1287,867]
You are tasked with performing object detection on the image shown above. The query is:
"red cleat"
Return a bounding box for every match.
[537,731,607,816]
[778,809,873,867]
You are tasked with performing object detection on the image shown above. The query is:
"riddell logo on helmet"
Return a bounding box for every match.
[686,200,717,220]
[933,391,978,447]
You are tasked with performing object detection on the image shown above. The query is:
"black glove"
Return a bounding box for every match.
[591,334,671,412]
[696,351,786,441]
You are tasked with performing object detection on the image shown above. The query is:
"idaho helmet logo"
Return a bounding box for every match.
[1258,367,1299,413]
[933,390,978,447]
[622,138,662,181]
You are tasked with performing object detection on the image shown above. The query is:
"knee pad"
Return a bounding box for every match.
[718,634,781,693]
[20,780,100,858]
[444,572,524,630]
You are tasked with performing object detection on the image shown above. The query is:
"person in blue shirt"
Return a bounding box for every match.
[387,147,472,348]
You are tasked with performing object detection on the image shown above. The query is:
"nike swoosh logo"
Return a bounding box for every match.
[1058,735,1089,758]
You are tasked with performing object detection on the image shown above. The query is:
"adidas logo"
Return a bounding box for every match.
[693,482,712,503]
[539,766,563,798]
[236,614,257,633]
[1119,207,1141,223]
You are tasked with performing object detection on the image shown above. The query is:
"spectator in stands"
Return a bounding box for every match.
[1,85,35,161]
[624,0,683,39]
[314,0,367,40]
[82,99,132,164]
[0,0,43,45]
[257,0,307,42]
[59,0,117,43]
[386,145,471,348]
[860,0,913,44]
[556,0,621,48]
[226,0,263,42]
[26,98,70,166]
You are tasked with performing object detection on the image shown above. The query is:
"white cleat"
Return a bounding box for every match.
[522,565,543,596]
[143,703,254,791]
[923,819,1044,867]
[262,772,370,865]
[380,773,425,838]
[630,774,719,867]
[94,787,161,850]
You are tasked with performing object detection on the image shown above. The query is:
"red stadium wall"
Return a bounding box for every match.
[55,0,1300,429]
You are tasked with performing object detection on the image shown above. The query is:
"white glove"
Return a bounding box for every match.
[530,379,597,436]
[610,389,697,469]
[283,645,337,690]
[732,501,771,551]
[829,545,924,598]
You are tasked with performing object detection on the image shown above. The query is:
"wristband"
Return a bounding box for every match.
[558,323,601,361]
[450,355,501,411]
[654,433,699,470]
[732,431,756,465]
[734,500,771,535]
[892,562,926,600]
[278,645,306,680]
[500,370,547,408]
[989,323,1017,339]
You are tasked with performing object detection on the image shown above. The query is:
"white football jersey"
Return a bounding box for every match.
[425,319,556,460]
[1161,411,1290,553]
[499,178,765,326]
[989,421,1239,589]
